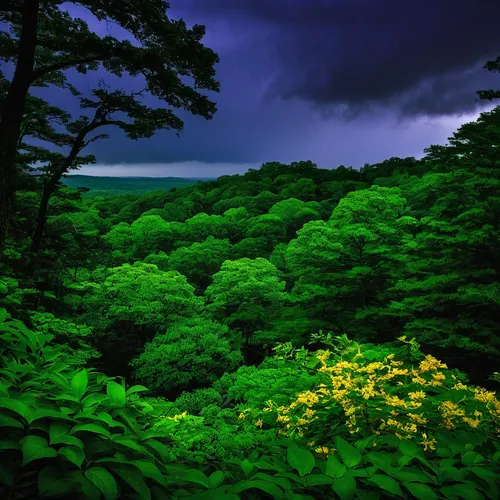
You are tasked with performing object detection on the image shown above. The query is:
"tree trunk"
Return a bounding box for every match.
[0,0,40,257]
[31,175,58,253]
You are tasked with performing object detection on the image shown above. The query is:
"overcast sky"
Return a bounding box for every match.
[34,0,500,177]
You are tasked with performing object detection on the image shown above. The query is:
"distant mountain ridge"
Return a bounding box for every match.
[60,174,216,197]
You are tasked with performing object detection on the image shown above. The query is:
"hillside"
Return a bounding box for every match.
[62,174,216,197]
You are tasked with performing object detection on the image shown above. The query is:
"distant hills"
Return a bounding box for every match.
[61,174,216,198]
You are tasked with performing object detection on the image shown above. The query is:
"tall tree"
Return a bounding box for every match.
[477,55,500,101]
[0,0,219,254]
[31,83,186,253]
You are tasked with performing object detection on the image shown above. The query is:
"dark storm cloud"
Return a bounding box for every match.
[177,0,500,119]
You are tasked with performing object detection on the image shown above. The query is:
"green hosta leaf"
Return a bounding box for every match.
[404,482,439,500]
[287,445,315,477]
[368,474,404,497]
[110,463,151,500]
[0,413,24,429]
[59,445,85,468]
[71,423,111,438]
[326,455,347,479]
[208,470,224,489]
[21,435,57,465]
[107,381,126,408]
[85,467,118,500]
[332,472,356,500]
[335,437,363,468]
[71,369,88,400]
[229,479,284,498]
[126,385,149,396]
[0,397,30,419]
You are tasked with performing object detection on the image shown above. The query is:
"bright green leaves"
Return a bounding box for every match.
[20,435,57,465]
[326,454,347,478]
[107,381,126,408]
[71,369,89,400]
[286,444,315,477]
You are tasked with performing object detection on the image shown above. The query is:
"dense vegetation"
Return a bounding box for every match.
[2,1,500,498]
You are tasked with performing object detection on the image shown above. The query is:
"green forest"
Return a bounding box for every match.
[1,1,500,499]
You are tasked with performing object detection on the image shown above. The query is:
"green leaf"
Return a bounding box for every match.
[364,452,394,476]
[107,381,126,408]
[49,421,71,444]
[440,484,483,500]
[176,468,210,488]
[21,435,57,465]
[462,451,484,465]
[71,423,111,438]
[111,435,146,453]
[85,467,118,500]
[404,482,439,500]
[0,308,7,323]
[229,479,284,498]
[126,385,149,396]
[304,474,334,487]
[0,413,24,429]
[82,393,108,407]
[399,440,423,457]
[287,444,315,477]
[110,464,151,500]
[71,369,88,400]
[240,458,254,477]
[332,472,357,500]
[368,474,404,497]
[326,455,347,479]
[208,470,224,489]
[59,445,85,468]
[0,397,30,419]
[0,440,21,450]
[27,408,71,425]
[38,465,62,494]
[335,436,363,468]
[131,460,167,487]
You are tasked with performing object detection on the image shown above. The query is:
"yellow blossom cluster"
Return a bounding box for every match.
[261,345,500,450]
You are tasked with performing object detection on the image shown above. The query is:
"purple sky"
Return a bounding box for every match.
[30,1,500,176]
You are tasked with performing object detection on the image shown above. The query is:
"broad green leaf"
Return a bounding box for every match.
[85,467,118,500]
[175,468,210,488]
[368,474,404,497]
[131,460,167,487]
[462,451,484,465]
[404,482,439,500]
[21,435,57,465]
[305,474,334,487]
[0,440,20,450]
[59,445,85,468]
[27,408,71,424]
[332,473,356,500]
[112,435,146,453]
[38,465,62,494]
[0,413,24,429]
[252,472,292,491]
[208,470,224,489]
[110,463,151,500]
[82,393,108,408]
[364,452,394,476]
[0,397,30,419]
[49,421,71,444]
[0,308,7,322]
[335,436,363,468]
[229,479,284,498]
[126,385,149,396]
[399,439,423,457]
[440,484,483,500]
[71,423,111,438]
[326,455,347,479]
[287,445,315,477]
[71,369,88,400]
[107,381,126,408]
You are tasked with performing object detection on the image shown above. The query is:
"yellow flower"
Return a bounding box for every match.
[419,355,447,373]
[238,413,246,420]
[408,391,426,400]
[255,419,263,428]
